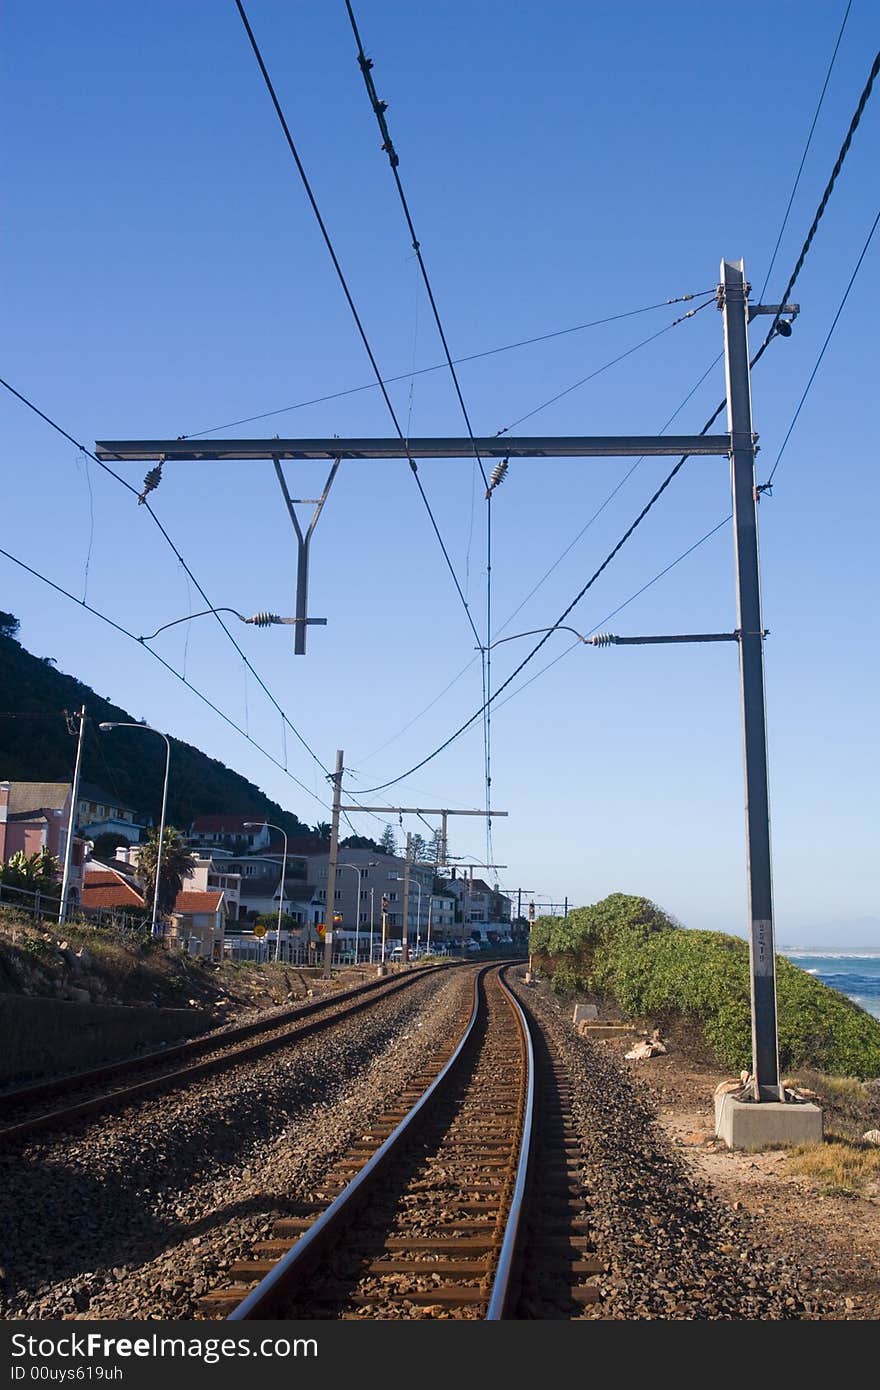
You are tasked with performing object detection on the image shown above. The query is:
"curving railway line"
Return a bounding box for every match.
[198,965,604,1320]
[2,962,831,1321]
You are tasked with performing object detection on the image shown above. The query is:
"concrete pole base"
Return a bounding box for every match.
[376,964,388,977]
[715,1090,823,1151]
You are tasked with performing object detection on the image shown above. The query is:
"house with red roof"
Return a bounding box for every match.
[169,889,227,960]
[188,815,270,851]
[82,863,146,912]
[83,861,226,958]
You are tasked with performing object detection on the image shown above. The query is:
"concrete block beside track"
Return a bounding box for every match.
[715,1090,823,1150]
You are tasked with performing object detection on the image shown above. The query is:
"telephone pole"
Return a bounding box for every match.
[58,704,86,924]
[322,749,344,979]
[401,833,411,965]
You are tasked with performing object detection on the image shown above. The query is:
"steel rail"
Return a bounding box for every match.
[0,966,452,1144]
[0,965,444,1115]
[485,968,536,1319]
[227,967,485,1319]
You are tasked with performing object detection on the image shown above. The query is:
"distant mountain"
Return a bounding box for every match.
[0,611,311,838]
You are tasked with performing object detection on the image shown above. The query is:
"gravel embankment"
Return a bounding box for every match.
[0,967,474,1321]
[509,971,832,1320]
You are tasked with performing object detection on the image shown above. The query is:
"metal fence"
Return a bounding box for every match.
[222,939,384,967]
[0,880,151,935]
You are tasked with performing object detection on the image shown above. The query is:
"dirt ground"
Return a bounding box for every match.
[597,1023,880,1320]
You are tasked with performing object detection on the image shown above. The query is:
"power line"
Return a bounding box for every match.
[233,0,482,650]
[759,0,853,300]
[754,46,880,360]
[495,295,715,437]
[493,351,723,640]
[764,206,879,489]
[344,0,495,842]
[181,292,715,438]
[468,51,880,770]
[346,391,730,796]
[344,0,489,488]
[491,514,732,715]
[0,543,331,812]
[350,349,724,772]
[0,374,329,776]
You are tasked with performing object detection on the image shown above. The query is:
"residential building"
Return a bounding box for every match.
[444,876,513,939]
[188,815,271,853]
[213,850,317,922]
[82,861,226,958]
[0,781,85,904]
[76,782,146,844]
[169,890,227,959]
[429,891,456,937]
[307,847,435,944]
[82,861,146,913]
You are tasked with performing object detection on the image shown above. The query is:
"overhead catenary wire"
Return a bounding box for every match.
[493,350,723,640]
[352,348,724,771]
[0,543,332,812]
[344,0,489,490]
[344,0,496,847]
[753,46,880,361]
[759,0,853,301]
[494,295,716,437]
[181,292,716,439]
[345,389,730,796]
[491,514,733,715]
[348,62,880,801]
[763,206,879,490]
[232,0,482,650]
[0,374,329,776]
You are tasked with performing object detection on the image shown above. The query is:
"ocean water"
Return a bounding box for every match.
[780,950,880,1021]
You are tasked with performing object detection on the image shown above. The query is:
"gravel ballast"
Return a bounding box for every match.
[0,966,474,1321]
[509,970,833,1319]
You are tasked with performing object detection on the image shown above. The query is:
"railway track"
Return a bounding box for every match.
[199,964,604,1320]
[0,964,453,1144]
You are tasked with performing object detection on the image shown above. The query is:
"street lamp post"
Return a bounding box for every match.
[395,871,423,958]
[369,886,375,963]
[413,878,423,956]
[244,822,288,963]
[338,861,377,962]
[98,722,170,939]
[379,894,390,976]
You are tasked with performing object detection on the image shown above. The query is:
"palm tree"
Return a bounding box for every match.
[312,822,332,841]
[137,826,197,918]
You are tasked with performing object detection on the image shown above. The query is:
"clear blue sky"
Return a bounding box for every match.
[2,2,878,945]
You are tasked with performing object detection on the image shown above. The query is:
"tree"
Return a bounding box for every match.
[408,833,428,863]
[312,821,332,841]
[339,833,383,853]
[136,826,197,918]
[379,824,397,857]
[90,832,130,861]
[0,848,60,893]
[0,612,20,641]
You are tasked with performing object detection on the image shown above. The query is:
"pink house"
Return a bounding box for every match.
[0,781,84,904]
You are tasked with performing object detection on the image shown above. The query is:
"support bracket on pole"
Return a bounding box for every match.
[273,455,339,654]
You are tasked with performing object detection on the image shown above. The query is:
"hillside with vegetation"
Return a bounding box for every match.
[0,611,311,837]
[531,893,880,1079]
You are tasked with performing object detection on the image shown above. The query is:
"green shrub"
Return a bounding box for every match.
[540,893,880,1079]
